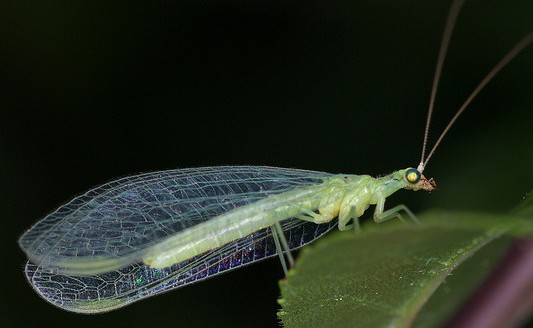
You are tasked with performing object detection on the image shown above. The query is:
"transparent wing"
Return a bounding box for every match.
[25,217,338,313]
[19,166,332,272]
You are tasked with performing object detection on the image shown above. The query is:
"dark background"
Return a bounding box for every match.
[2,0,532,327]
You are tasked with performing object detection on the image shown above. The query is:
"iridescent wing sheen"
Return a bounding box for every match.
[19,166,333,271]
[25,217,338,313]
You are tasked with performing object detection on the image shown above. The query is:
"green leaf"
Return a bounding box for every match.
[512,191,533,217]
[278,209,533,328]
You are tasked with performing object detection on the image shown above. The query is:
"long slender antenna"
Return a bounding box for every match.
[423,31,533,169]
[419,0,466,173]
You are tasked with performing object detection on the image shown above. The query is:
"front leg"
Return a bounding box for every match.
[373,193,419,224]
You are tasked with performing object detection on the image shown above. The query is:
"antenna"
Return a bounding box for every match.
[418,0,466,173]
[417,0,533,173]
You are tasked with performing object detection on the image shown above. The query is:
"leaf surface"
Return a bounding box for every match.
[279,209,533,328]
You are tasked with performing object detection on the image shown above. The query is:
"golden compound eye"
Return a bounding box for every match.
[405,168,421,184]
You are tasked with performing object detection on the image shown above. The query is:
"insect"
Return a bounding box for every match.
[18,0,532,314]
